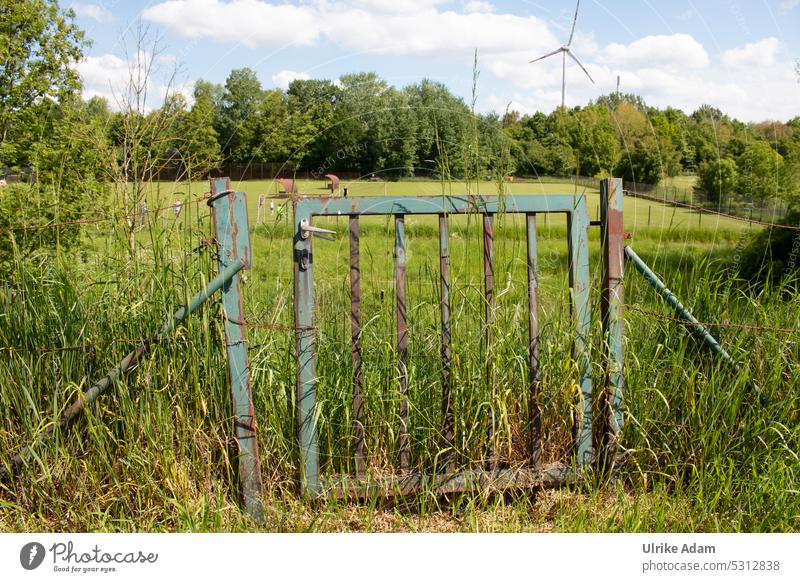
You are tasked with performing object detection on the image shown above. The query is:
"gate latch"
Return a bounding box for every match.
[300,219,336,241]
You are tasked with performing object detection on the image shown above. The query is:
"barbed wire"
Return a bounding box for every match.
[625,304,798,335]
[0,337,159,355]
[0,193,212,235]
[623,189,800,231]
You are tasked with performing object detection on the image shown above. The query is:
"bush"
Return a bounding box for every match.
[735,209,800,284]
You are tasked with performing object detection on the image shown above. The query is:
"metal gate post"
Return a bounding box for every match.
[208,177,265,522]
[599,178,625,468]
[569,198,594,466]
[439,214,455,473]
[525,213,541,470]
[293,203,320,497]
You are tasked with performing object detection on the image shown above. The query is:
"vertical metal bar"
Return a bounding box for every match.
[569,199,594,466]
[349,215,366,477]
[525,213,541,471]
[483,213,496,470]
[209,177,265,522]
[439,214,454,474]
[293,203,319,496]
[600,178,625,469]
[395,215,410,473]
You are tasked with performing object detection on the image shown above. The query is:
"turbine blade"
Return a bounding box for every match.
[567,0,581,46]
[529,47,563,64]
[566,49,595,84]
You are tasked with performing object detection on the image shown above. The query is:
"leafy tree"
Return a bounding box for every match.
[177,81,222,179]
[697,158,739,204]
[736,141,785,200]
[404,80,470,177]
[573,105,621,176]
[0,0,88,158]
[287,79,339,172]
[0,1,107,268]
[216,68,263,162]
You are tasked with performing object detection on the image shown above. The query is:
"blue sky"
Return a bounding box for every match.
[70,0,800,121]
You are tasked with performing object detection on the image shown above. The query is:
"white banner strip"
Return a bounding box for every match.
[1,533,798,582]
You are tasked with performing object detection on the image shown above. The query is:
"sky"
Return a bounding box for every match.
[69,0,800,121]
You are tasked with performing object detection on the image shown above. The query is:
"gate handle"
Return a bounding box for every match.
[300,218,336,241]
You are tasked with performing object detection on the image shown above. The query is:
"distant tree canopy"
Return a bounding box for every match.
[124,70,794,201]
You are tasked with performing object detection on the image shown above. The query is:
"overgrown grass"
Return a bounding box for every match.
[0,181,797,532]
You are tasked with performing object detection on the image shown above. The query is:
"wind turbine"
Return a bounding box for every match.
[529,0,595,108]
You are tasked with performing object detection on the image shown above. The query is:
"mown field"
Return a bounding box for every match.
[0,179,797,532]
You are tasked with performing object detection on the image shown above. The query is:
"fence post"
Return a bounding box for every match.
[293,202,320,497]
[439,214,455,474]
[569,198,593,466]
[209,177,265,522]
[599,178,625,472]
[483,213,497,470]
[349,216,366,477]
[395,215,411,473]
[525,214,541,471]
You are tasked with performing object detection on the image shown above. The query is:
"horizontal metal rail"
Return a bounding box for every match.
[293,194,585,217]
[325,463,572,500]
[624,246,736,366]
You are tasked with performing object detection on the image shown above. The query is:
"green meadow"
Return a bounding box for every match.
[0,179,797,532]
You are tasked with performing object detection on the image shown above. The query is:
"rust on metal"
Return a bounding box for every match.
[395,215,411,473]
[349,215,366,477]
[439,214,454,473]
[275,178,298,194]
[482,213,497,469]
[526,213,542,470]
[600,178,625,470]
[325,463,570,500]
[324,174,340,193]
[209,177,265,522]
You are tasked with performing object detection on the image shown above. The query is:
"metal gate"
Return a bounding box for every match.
[291,179,626,500]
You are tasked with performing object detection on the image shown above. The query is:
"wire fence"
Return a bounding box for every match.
[622,187,800,231]
[0,193,212,235]
[625,304,798,335]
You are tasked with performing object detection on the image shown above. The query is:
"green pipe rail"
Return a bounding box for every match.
[0,257,246,481]
[624,246,736,366]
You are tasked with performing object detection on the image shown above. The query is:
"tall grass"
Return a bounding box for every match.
[0,189,797,532]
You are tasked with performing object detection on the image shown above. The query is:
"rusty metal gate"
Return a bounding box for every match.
[208,178,624,517]
[290,179,626,500]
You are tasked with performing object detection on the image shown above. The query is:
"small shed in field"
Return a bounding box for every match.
[324,174,340,193]
[274,178,298,194]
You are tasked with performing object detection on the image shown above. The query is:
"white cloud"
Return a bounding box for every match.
[142,1,558,57]
[779,0,800,13]
[76,54,130,102]
[70,2,113,24]
[464,1,494,13]
[142,0,321,48]
[95,1,798,121]
[722,37,780,70]
[76,53,191,111]
[345,0,446,14]
[325,10,557,56]
[600,34,709,70]
[272,69,310,89]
